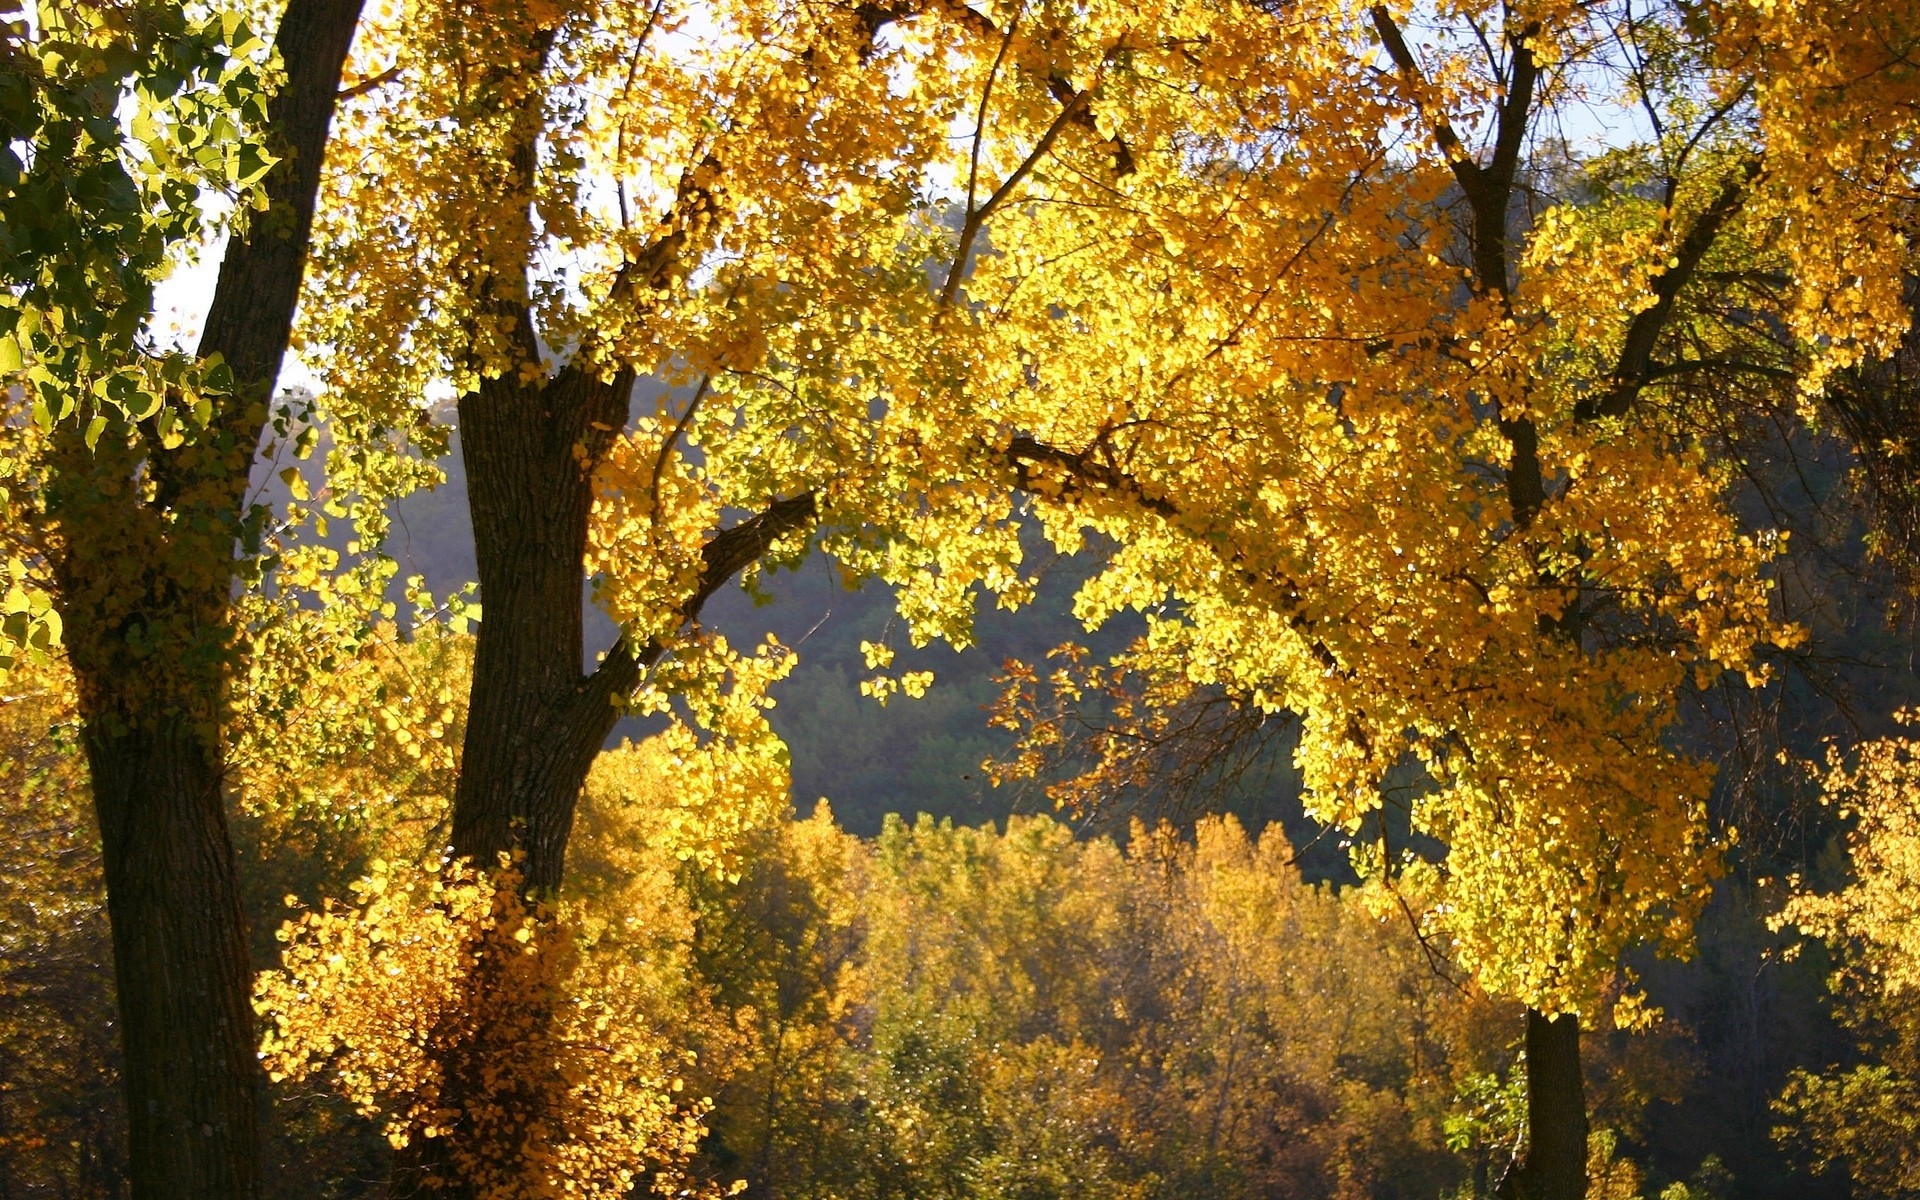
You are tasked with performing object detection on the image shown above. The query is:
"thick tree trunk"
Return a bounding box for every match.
[450,364,637,893]
[450,365,816,892]
[42,2,364,1196]
[383,359,642,1200]
[84,720,258,1200]
[408,39,800,1189]
[1499,1008,1589,1200]
[393,357,813,1199]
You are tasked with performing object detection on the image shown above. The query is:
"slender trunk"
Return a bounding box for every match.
[404,35,805,1189]
[1499,1008,1588,1200]
[199,0,364,399]
[41,2,364,1195]
[441,24,745,896]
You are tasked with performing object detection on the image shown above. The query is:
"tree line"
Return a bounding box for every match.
[0,665,1736,1199]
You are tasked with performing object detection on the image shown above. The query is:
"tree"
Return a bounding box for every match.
[2,0,366,1193]
[932,2,1920,1197]
[260,0,990,1188]
[279,0,1920,1188]
[1773,729,1920,1196]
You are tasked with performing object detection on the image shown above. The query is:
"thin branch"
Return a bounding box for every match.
[610,153,724,304]
[1370,6,1474,179]
[1670,79,1754,187]
[938,81,1089,315]
[612,0,673,230]
[963,6,1023,249]
[648,375,709,523]
[1576,156,1763,423]
[336,64,400,100]
[579,491,820,705]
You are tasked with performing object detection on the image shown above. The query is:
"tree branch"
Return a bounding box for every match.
[930,0,1135,173]
[337,64,401,100]
[611,153,725,304]
[1370,6,1475,183]
[938,90,1090,314]
[1005,433,1177,517]
[576,491,821,708]
[1576,157,1763,423]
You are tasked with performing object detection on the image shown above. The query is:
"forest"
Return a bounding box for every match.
[3,0,1920,1197]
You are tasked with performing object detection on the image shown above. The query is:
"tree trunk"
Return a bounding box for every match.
[389,348,814,1197]
[381,359,639,1200]
[41,1,364,1195]
[406,42,803,1189]
[84,719,258,1200]
[449,363,816,893]
[449,363,637,893]
[199,0,365,401]
[1500,1008,1589,1200]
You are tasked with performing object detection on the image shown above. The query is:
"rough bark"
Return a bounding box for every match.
[199,0,364,410]
[83,720,258,1200]
[450,357,819,892]
[449,362,636,893]
[43,1,365,1195]
[388,356,814,1199]
[444,54,753,897]
[1500,1009,1589,1200]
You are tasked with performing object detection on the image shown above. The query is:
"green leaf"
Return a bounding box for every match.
[230,142,277,188]
[202,355,233,392]
[156,406,183,448]
[130,385,163,422]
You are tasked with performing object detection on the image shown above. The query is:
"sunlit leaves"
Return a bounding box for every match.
[1772,724,1920,1193]
[257,854,717,1200]
[0,0,278,681]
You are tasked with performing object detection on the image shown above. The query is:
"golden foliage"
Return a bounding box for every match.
[256,853,714,1200]
[1783,728,1920,995]
[688,806,1541,1199]
[1773,725,1920,1195]
[939,0,1920,1015]
[0,658,123,1194]
[276,0,1920,1029]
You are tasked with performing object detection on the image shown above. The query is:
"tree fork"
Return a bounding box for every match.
[400,355,813,1198]
[450,354,818,892]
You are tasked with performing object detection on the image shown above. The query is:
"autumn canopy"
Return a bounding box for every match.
[4,0,1920,1197]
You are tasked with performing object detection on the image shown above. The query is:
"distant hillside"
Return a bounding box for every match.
[374,427,1317,839]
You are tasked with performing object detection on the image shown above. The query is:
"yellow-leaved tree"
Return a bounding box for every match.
[870,1,1920,1196]
[255,0,1088,1192]
[1773,729,1920,1196]
[0,0,385,1191]
[227,0,1920,1196]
